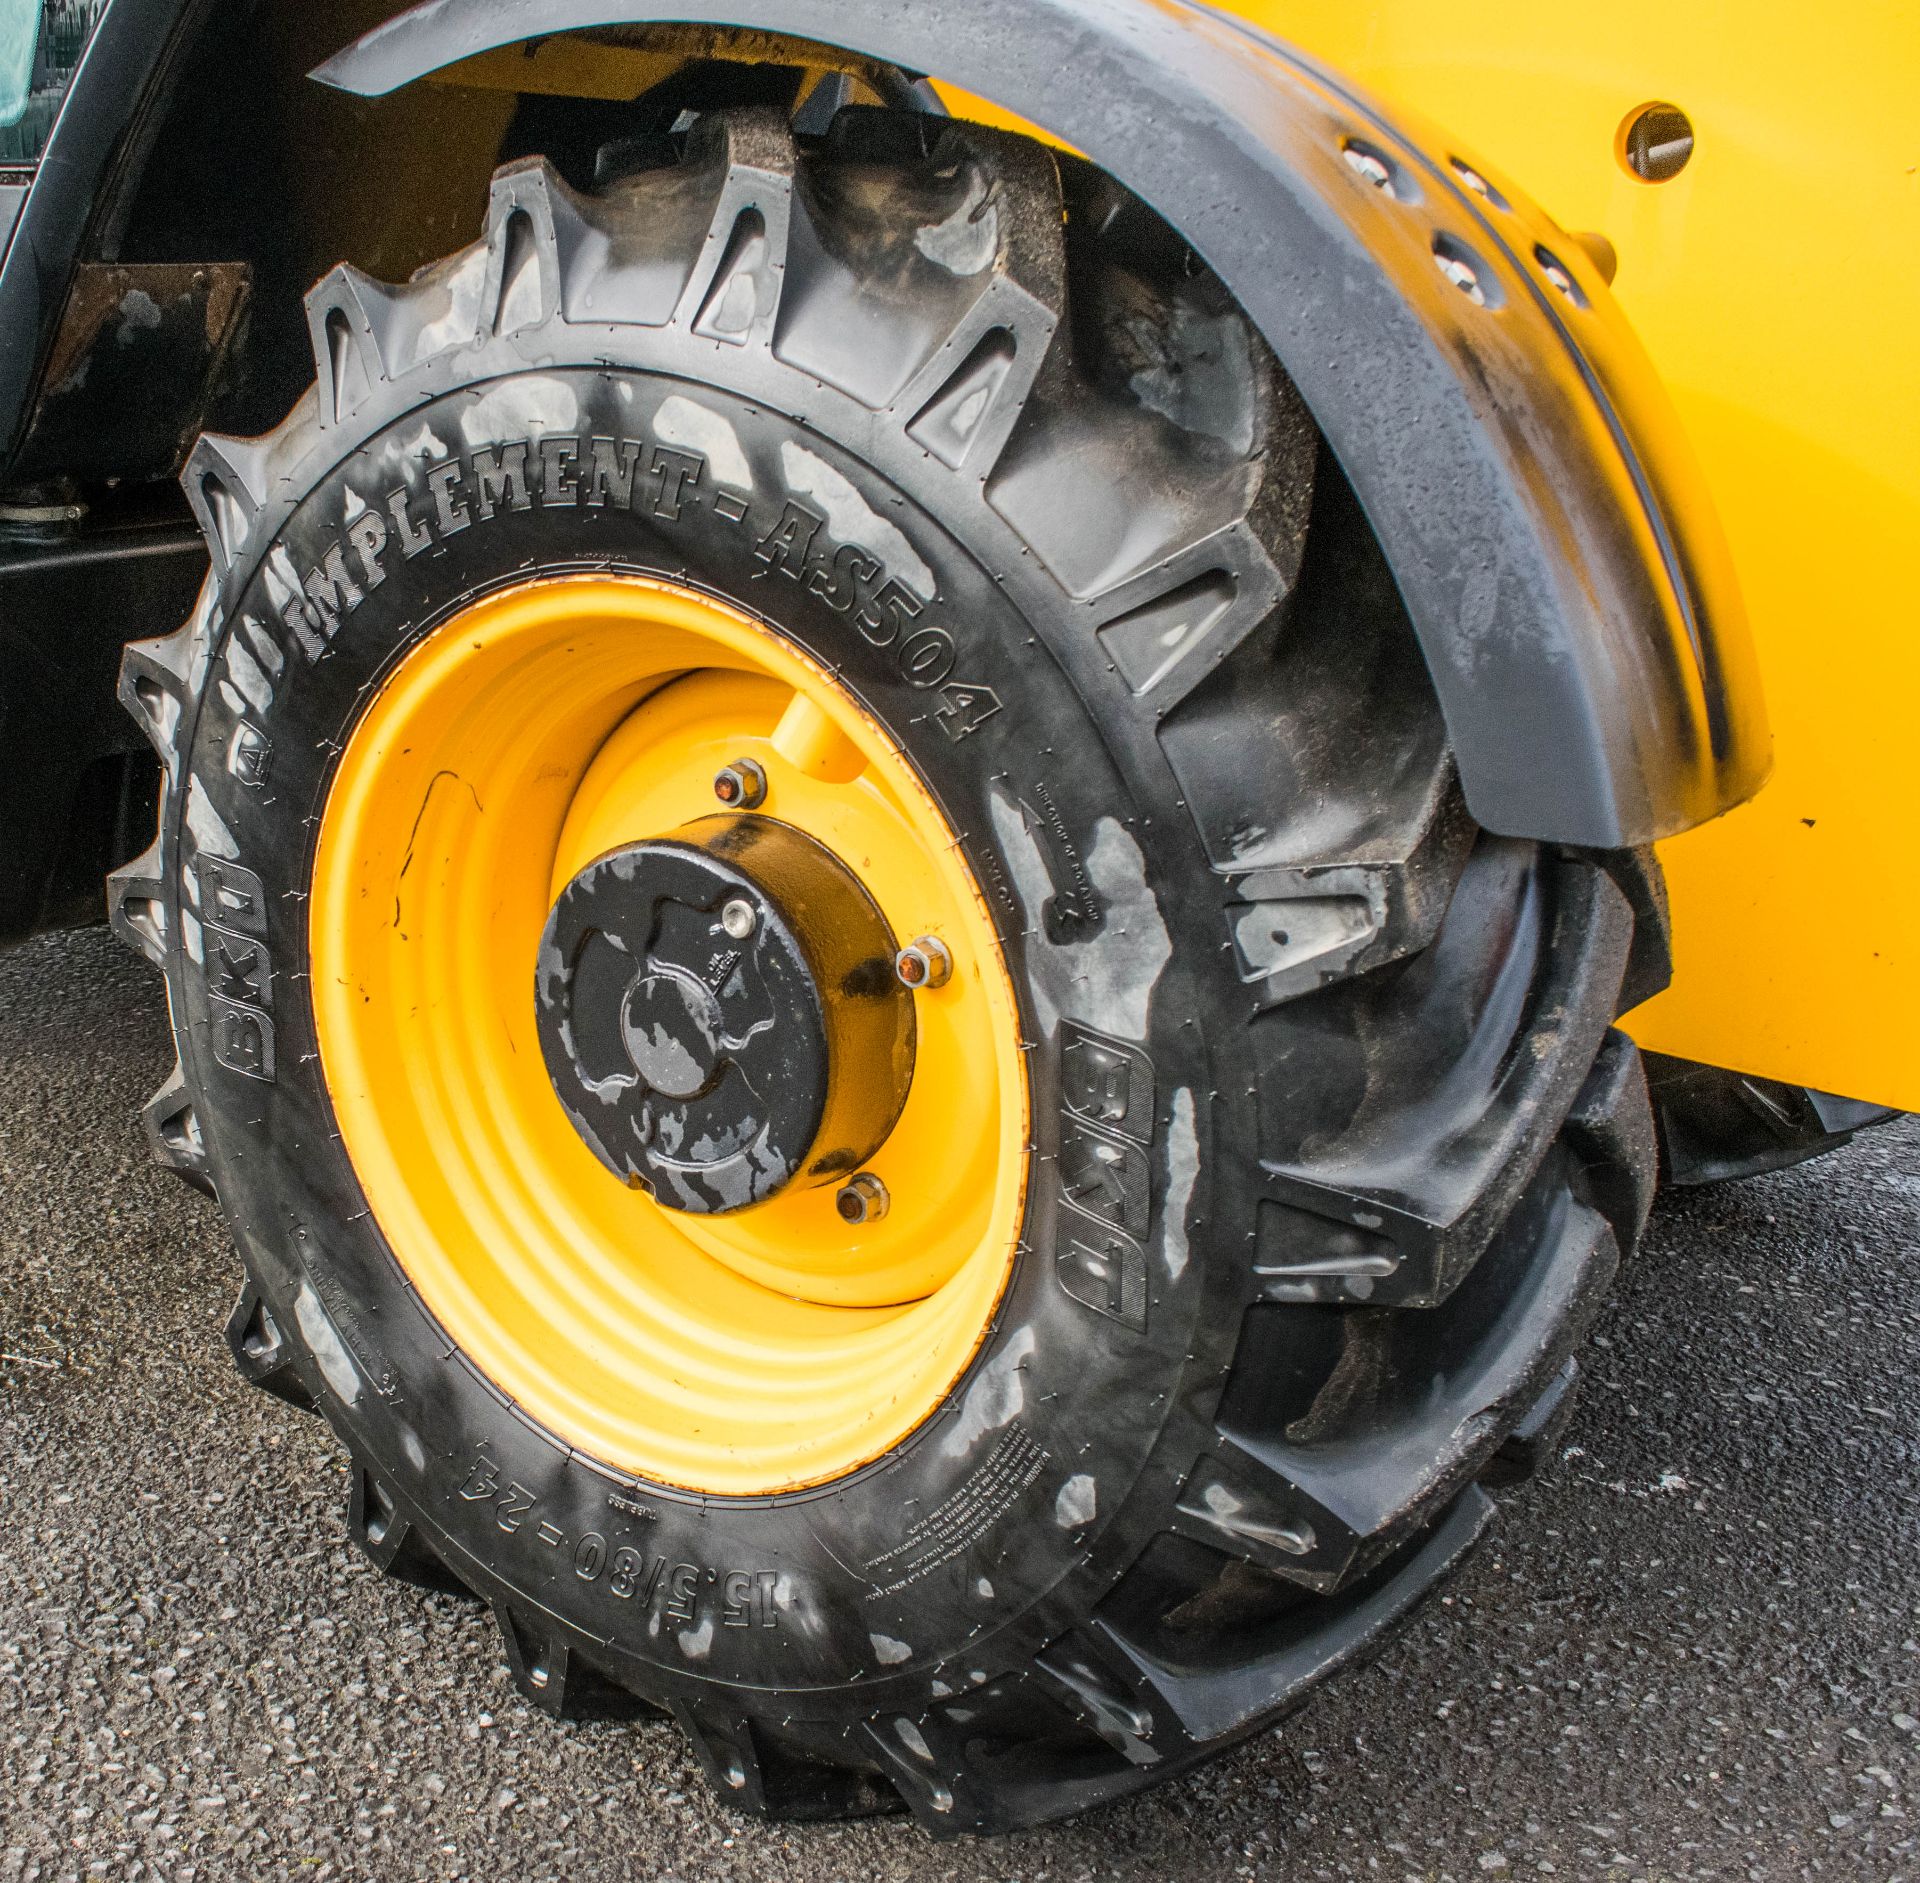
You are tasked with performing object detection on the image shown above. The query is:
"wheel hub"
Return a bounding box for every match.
[536,814,914,1214]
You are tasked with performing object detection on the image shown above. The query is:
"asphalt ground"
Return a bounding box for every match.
[2,924,1916,1883]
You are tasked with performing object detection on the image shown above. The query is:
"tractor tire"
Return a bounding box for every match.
[112,104,1663,1834]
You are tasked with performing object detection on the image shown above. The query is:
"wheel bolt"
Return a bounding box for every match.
[894,936,952,990]
[713,757,767,809]
[720,897,758,941]
[835,1171,890,1225]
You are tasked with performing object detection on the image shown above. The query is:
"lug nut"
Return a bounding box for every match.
[835,1172,890,1225]
[713,756,767,809]
[720,898,758,941]
[894,936,952,990]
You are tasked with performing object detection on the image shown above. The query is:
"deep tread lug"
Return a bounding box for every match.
[181,431,271,577]
[901,306,1050,474]
[107,841,168,967]
[1564,1029,1658,1256]
[481,160,587,339]
[1087,523,1287,711]
[856,1710,975,1836]
[1225,1193,1618,1573]
[1098,1488,1494,1747]
[1255,860,1633,1308]
[671,109,795,343]
[1225,781,1475,1008]
[492,1602,664,1721]
[223,1279,316,1412]
[1480,1357,1581,1488]
[117,624,203,770]
[778,117,1063,424]
[140,1062,213,1195]
[348,1461,473,1596]
[304,265,402,429]
[669,1701,767,1811]
[1170,1450,1351,1592]
[1033,1633,1164,1766]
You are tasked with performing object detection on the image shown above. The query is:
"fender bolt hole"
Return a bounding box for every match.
[1449,157,1509,211]
[1342,142,1392,190]
[720,898,758,941]
[1534,244,1589,307]
[1341,139,1416,203]
[713,756,767,808]
[836,1172,890,1224]
[1619,102,1694,182]
[1433,234,1499,308]
[895,936,953,989]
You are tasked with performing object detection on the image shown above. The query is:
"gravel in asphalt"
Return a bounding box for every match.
[2,927,1916,1882]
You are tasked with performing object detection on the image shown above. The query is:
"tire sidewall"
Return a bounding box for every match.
[167,365,1250,1714]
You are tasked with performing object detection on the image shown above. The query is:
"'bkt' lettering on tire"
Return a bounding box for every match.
[198,857,276,1083]
[1053,1023,1157,1332]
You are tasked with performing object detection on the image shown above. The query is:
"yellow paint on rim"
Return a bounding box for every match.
[310,576,1029,1495]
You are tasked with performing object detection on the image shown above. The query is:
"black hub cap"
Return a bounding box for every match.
[535,814,914,1214]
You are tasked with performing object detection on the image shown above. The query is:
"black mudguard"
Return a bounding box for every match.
[310,0,1769,852]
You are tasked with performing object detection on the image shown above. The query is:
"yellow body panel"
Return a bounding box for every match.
[955,7,1919,1109]
[1225,2,1920,1110]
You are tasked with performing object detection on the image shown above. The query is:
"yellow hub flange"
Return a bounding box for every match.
[310,576,1028,1494]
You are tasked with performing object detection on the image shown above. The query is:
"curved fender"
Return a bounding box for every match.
[315,0,1769,850]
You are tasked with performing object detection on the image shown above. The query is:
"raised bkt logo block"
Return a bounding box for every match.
[1058,1119,1149,1238]
[1060,1023,1155,1144]
[196,855,269,937]
[208,928,273,1009]
[210,994,276,1082]
[1056,1215,1148,1332]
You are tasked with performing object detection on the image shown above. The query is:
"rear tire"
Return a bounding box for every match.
[113,104,1662,1833]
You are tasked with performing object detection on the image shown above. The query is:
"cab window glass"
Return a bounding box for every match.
[0,1,108,167]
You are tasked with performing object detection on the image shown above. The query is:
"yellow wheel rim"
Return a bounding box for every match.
[310,576,1028,1494]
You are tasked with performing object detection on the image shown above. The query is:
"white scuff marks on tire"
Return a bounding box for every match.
[224,636,275,716]
[1161,1087,1198,1281]
[975,1576,995,1601]
[399,1425,428,1474]
[261,545,305,631]
[778,443,935,599]
[656,396,753,489]
[988,789,1172,1042]
[181,907,204,968]
[912,173,1000,276]
[179,584,219,694]
[403,245,488,368]
[869,1633,912,1665]
[398,420,449,464]
[1056,1473,1097,1529]
[941,1324,1035,1456]
[185,777,239,860]
[894,1717,934,1762]
[677,1616,715,1661]
[459,376,579,450]
[294,1284,360,1403]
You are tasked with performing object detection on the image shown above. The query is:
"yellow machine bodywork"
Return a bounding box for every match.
[951,5,1920,1113]
[1203,2,1920,1113]
[1237,1,1920,1112]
